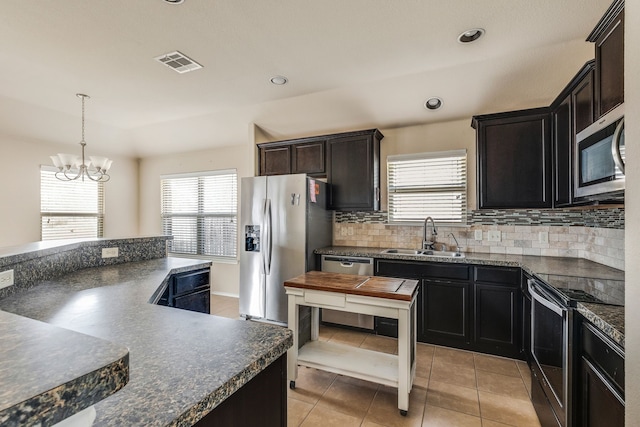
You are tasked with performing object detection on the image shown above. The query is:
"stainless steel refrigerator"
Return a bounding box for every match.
[239,174,332,325]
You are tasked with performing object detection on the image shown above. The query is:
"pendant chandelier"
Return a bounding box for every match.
[50,94,112,182]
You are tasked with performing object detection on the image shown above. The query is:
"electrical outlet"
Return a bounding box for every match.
[0,269,14,290]
[474,230,483,241]
[102,247,119,258]
[539,231,549,244]
[487,230,501,242]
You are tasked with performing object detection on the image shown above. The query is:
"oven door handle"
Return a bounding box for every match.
[528,279,564,317]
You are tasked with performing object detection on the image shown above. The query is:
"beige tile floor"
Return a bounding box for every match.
[211,295,541,427]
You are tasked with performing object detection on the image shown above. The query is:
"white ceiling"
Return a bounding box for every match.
[0,0,612,158]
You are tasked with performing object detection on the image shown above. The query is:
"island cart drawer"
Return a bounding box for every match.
[375,259,469,281]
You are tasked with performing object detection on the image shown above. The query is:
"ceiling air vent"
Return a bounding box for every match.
[154,51,203,74]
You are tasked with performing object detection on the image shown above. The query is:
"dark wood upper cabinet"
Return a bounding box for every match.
[259,145,291,176]
[588,0,624,119]
[258,128,383,210]
[473,108,552,209]
[326,129,383,211]
[258,139,325,177]
[553,94,572,208]
[572,65,595,134]
[291,141,325,175]
[551,60,595,208]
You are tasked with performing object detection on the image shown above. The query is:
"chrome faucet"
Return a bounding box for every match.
[422,217,437,250]
[449,232,461,254]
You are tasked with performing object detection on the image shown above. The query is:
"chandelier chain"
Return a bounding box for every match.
[49,93,111,182]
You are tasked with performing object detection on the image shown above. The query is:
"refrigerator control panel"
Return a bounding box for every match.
[245,225,260,252]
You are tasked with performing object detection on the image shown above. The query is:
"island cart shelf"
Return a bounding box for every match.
[284,271,418,415]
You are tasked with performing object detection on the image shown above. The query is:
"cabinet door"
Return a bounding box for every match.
[420,279,471,347]
[327,133,380,210]
[194,354,287,427]
[573,67,595,134]
[522,292,531,363]
[260,145,291,176]
[475,110,552,209]
[291,141,325,176]
[553,94,573,207]
[595,9,624,118]
[578,357,625,427]
[473,283,520,358]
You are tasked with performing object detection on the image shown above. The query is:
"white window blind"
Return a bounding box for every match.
[40,167,104,240]
[161,170,237,259]
[387,150,467,224]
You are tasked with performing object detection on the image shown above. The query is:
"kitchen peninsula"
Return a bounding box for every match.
[0,238,292,427]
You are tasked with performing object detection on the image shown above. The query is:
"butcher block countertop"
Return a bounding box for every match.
[284,270,419,301]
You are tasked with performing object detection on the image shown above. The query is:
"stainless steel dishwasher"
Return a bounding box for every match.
[320,255,375,330]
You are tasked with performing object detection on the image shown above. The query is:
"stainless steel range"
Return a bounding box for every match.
[527,274,624,427]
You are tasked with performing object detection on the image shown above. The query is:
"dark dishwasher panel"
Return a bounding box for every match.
[158,268,211,314]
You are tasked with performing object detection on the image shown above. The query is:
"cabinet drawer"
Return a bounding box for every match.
[581,321,624,395]
[376,260,469,281]
[474,266,520,286]
[173,269,210,296]
[304,290,345,308]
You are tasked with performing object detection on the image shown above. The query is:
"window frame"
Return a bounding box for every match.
[160,169,238,262]
[40,165,105,241]
[386,149,467,226]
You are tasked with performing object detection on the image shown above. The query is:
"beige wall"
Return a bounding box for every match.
[0,134,138,247]
[138,138,255,296]
[380,119,477,210]
[625,0,639,423]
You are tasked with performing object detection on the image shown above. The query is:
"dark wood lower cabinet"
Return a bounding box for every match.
[575,319,625,427]
[473,283,520,359]
[578,357,624,427]
[375,259,521,359]
[420,279,471,347]
[194,354,286,427]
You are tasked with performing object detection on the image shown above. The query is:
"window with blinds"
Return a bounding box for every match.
[161,170,237,259]
[40,167,104,240]
[387,149,467,224]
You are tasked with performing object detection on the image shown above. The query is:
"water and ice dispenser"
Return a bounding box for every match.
[244,225,260,252]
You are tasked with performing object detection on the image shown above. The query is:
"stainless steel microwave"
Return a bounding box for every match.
[574,104,625,200]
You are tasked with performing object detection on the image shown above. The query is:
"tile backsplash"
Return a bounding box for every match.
[333,208,625,271]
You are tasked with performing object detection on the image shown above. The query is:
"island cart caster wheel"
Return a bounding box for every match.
[289,381,295,390]
[399,410,407,416]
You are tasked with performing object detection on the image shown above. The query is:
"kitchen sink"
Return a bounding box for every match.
[380,248,465,258]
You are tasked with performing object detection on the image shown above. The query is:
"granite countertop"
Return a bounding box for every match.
[0,257,293,426]
[577,302,625,348]
[0,311,129,426]
[316,246,625,348]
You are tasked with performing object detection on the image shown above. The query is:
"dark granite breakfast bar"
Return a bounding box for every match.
[0,241,292,427]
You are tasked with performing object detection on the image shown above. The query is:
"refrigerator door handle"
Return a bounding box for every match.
[259,199,267,275]
[264,198,273,275]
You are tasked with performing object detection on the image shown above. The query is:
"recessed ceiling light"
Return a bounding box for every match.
[163,0,184,4]
[424,97,443,110]
[457,28,485,43]
[270,76,288,85]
